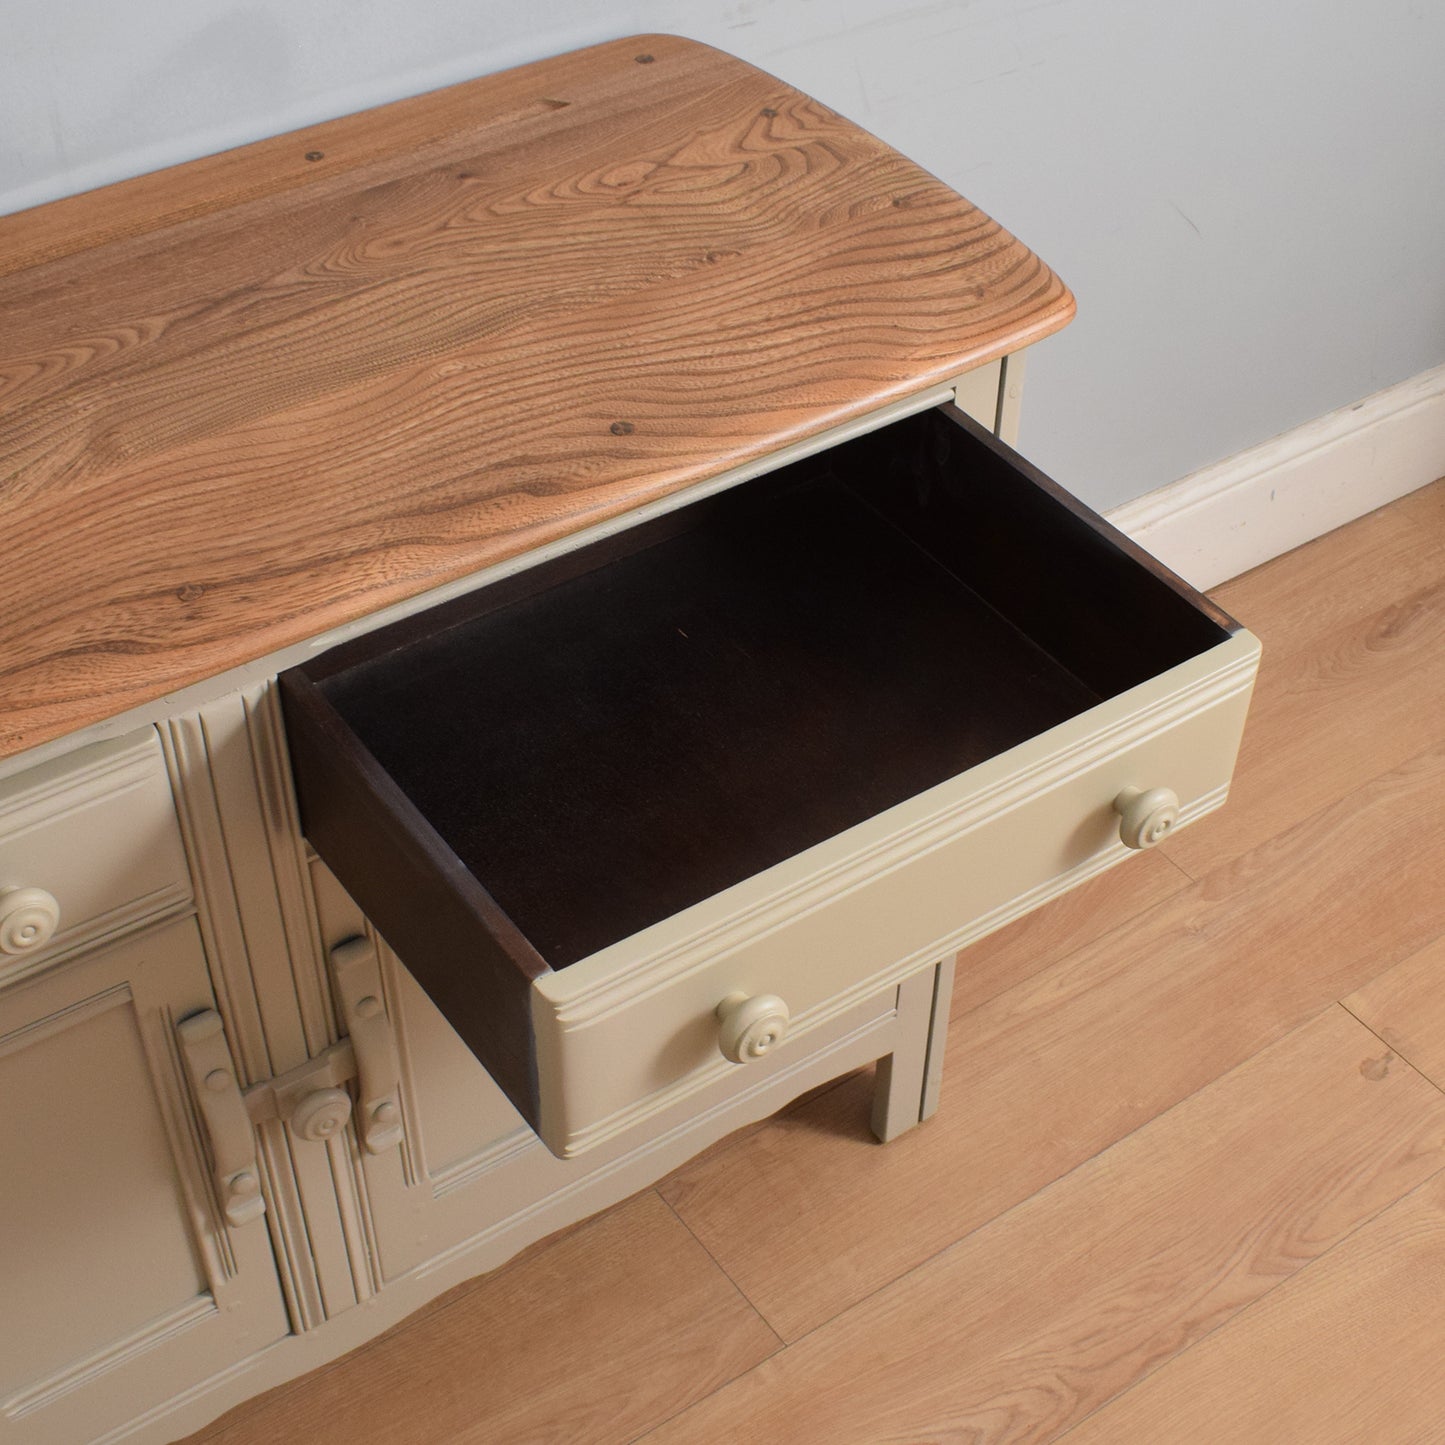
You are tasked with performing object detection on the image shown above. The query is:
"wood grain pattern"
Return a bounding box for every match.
[1165,589,1445,878]
[1061,1172,1445,1444]
[948,847,1191,1021]
[659,743,1445,1340]
[184,1192,778,1445]
[646,1009,1445,1444]
[1165,478,1445,878]
[1346,935,1445,1091]
[0,33,1073,759]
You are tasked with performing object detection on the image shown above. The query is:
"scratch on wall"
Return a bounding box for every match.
[1168,199,1203,239]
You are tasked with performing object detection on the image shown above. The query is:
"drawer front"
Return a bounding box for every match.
[0,730,191,984]
[533,633,1257,1154]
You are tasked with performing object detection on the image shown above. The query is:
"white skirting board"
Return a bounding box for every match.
[1106,363,1445,591]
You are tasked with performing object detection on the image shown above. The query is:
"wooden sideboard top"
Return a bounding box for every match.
[0,33,1073,760]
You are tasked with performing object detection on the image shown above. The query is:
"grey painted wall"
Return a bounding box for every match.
[5,1,1442,510]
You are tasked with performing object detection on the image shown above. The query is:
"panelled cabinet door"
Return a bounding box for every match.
[0,918,289,1444]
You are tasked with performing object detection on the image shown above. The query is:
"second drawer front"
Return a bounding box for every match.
[0,730,191,983]
[532,636,1256,1155]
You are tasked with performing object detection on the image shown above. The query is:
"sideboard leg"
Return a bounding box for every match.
[920,955,956,1122]
[870,961,951,1143]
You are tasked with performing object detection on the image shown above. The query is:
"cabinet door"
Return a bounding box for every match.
[0,918,289,1445]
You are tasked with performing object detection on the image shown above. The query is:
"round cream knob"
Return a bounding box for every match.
[1114,786,1181,849]
[290,1088,354,1142]
[716,992,790,1064]
[0,886,60,955]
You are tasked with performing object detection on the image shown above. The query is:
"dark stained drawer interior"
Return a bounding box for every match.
[313,467,1102,970]
[281,404,1236,1130]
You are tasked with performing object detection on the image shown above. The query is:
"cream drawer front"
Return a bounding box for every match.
[282,400,1259,1157]
[0,729,191,983]
[534,634,1256,1153]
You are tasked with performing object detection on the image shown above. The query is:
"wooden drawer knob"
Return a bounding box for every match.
[1113,786,1181,849]
[716,992,791,1064]
[0,886,61,955]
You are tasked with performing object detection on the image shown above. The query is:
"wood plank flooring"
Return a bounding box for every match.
[186,478,1445,1445]
[650,1011,1445,1443]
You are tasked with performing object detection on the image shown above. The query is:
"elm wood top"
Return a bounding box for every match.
[0,33,1074,760]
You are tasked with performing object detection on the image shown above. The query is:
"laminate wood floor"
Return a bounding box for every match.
[186,479,1445,1445]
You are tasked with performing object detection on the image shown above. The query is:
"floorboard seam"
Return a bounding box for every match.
[1339,1001,1445,1100]
[653,1188,788,1352]
[948,868,1198,1027]
[623,1193,789,1445]
[1157,843,1199,885]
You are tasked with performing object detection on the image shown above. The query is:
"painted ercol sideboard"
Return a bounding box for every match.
[0,35,1259,1444]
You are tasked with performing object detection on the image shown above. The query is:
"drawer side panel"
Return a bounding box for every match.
[279,672,547,1130]
[851,405,1237,698]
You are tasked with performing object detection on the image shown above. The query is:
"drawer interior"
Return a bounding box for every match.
[286,406,1234,973]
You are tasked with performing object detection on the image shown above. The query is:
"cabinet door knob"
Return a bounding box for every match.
[0,886,61,955]
[716,992,791,1064]
[289,1087,354,1142]
[1113,786,1181,849]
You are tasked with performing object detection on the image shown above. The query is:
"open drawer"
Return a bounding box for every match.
[280,403,1259,1157]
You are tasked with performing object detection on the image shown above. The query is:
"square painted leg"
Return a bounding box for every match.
[870,959,955,1142]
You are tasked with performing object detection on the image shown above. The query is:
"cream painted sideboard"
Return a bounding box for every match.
[0,35,1257,1445]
